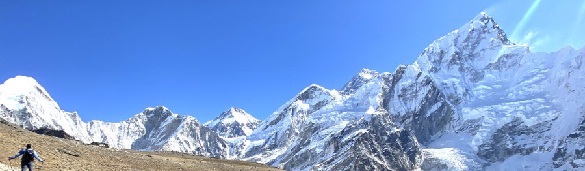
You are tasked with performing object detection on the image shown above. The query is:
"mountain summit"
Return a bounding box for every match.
[0,76,90,141]
[2,12,585,170]
[340,68,380,95]
[0,78,230,158]
[204,107,260,138]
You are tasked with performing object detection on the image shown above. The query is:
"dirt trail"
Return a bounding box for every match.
[0,122,282,171]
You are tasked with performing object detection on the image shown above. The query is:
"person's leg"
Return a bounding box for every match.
[21,162,26,171]
[27,162,33,171]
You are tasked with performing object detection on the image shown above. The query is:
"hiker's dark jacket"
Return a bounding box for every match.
[10,148,43,162]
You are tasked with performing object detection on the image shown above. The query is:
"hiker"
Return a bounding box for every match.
[8,144,44,171]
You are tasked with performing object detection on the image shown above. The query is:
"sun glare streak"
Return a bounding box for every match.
[572,1,585,40]
[511,0,543,42]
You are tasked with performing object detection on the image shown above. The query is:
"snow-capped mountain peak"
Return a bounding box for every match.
[341,68,380,94]
[205,107,259,126]
[0,76,90,142]
[144,106,169,111]
[0,76,56,111]
[416,12,515,71]
[295,84,339,106]
[3,12,585,171]
[357,68,376,79]
[143,106,174,118]
[412,12,529,105]
[204,107,260,138]
[470,12,510,45]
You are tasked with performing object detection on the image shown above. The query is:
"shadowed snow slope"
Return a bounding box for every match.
[2,12,585,170]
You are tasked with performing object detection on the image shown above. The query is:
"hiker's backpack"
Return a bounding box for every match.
[22,149,34,163]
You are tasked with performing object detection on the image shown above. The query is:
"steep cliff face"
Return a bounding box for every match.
[400,13,585,170]
[0,76,91,142]
[241,84,341,165]
[316,113,422,171]
[86,107,230,158]
[0,79,230,158]
[386,65,456,145]
[2,12,585,171]
[553,117,585,169]
[238,69,423,171]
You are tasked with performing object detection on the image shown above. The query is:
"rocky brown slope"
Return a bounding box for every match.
[0,121,282,171]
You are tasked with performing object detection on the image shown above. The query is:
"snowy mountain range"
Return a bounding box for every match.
[1,12,585,170]
[0,77,230,158]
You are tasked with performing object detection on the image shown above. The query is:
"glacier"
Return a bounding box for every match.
[1,12,585,170]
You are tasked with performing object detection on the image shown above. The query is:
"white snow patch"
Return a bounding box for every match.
[423,148,468,171]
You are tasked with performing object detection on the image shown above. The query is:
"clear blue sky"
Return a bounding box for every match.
[1,0,583,123]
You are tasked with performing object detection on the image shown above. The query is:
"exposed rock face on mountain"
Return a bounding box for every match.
[33,128,76,140]
[386,64,456,145]
[398,13,585,170]
[237,12,585,170]
[316,113,422,171]
[1,12,585,170]
[553,118,585,168]
[340,68,379,95]
[0,76,91,141]
[0,78,229,158]
[238,70,423,170]
[204,107,260,139]
[88,107,229,158]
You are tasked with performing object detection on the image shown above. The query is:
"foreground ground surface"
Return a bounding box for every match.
[0,122,282,171]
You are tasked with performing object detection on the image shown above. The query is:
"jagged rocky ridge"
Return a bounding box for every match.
[0,78,229,158]
[1,12,585,170]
